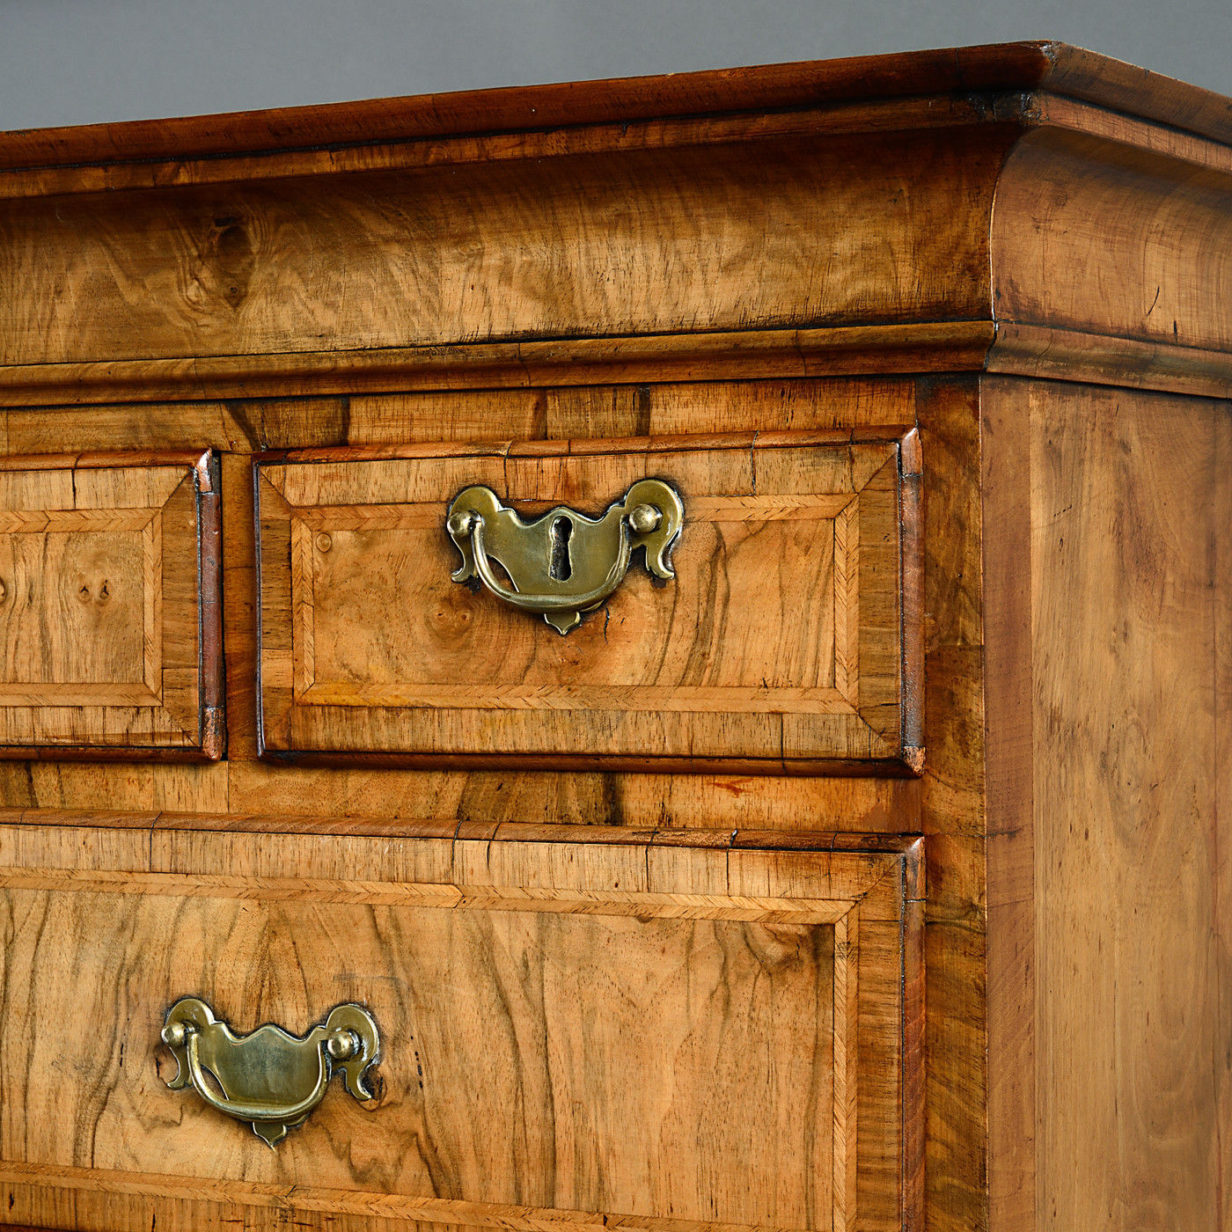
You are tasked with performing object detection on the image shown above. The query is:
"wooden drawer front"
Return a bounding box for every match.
[0,822,922,1232]
[256,430,921,771]
[0,451,221,759]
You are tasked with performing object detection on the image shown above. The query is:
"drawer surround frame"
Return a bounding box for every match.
[254,427,923,776]
[0,449,224,761]
[0,815,924,1232]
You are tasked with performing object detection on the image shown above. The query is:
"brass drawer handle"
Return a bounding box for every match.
[160,997,380,1146]
[446,478,684,633]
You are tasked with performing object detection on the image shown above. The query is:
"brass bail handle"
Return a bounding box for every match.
[446,477,684,634]
[160,997,380,1146]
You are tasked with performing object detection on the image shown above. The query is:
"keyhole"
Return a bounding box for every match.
[549,517,573,581]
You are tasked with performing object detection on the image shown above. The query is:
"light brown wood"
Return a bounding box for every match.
[0,823,922,1232]
[1219,406,1232,1232]
[0,452,222,759]
[1,45,1231,411]
[0,40,1228,1232]
[982,384,1035,1232]
[0,324,996,409]
[1029,384,1220,1228]
[0,130,1009,375]
[991,127,1232,356]
[911,378,988,1232]
[0,377,922,451]
[983,378,1228,1230]
[256,432,921,772]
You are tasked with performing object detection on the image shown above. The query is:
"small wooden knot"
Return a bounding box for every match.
[315,532,333,553]
[77,585,91,603]
[0,580,7,603]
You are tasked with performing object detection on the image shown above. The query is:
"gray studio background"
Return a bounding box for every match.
[1,0,1228,131]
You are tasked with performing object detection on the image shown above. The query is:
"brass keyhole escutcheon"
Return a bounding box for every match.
[445,478,684,634]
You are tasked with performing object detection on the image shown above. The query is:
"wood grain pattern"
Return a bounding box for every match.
[0,824,922,1232]
[1031,384,1221,1229]
[0,41,1229,1232]
[982,377,1226,1231]
[0,97,1016,205]
[2,41,1231,193]
[0,324,995,409]
[992,126,1232,358]
[981,384,1035,1232]
[0,128,1007,374]
[0,43,1086,175]
[0,760,919,835]
[985,323,1232,401]
[1,378,921,454]
[0,377,924,823]
[0,452,222,759]
[3,45,1232,413]
[256,432,920,771]
[913,379,988,1232]
[1218,404,1232,1232]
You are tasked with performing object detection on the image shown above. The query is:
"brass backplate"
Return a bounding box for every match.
[160,997,380,1146]
[446,477,684,632]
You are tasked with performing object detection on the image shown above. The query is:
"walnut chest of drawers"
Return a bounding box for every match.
[0,40,1227,1232]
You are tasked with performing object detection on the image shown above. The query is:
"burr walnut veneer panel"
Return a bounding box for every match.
[256,431,921,771]
[0,823,923,1232]
[0,451,222,759]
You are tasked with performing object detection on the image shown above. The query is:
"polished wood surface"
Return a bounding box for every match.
[0,322,996,408]
[0,44,1231,410]
[256,431,920,771]
[0,131,1007,369]
[3,41,1232,187]
[0,451,221,759]
[0,39,1227,1232]
[983,379,1230,1230]
[0,822,922,1232]
[992,126,1232,357]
